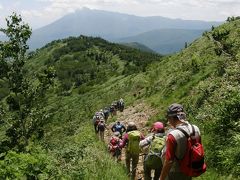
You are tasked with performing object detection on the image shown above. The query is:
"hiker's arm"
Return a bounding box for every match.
[111,125,115,132]
[160,134,176,180]
[139,136,152,148]
[140,133,145,140]
[122,125,126,132]
[120,133,128,148]
[160,158,173,180]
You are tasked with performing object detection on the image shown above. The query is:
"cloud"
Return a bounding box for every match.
[21,0,134,27]
[0,3,2,9]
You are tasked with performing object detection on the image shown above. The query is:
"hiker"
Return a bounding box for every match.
[99,109,105,119]
[139,122,165,180]
[96,119,107,141]
[103,107,110,122]
[111,121,126,138]
[160,103,203,180]
[120,122,144,180]
[117,98,125,112]
[110,103,116,117]
[108,131,123,162]
[92,113,101,133]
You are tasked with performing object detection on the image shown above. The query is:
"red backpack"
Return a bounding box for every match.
[177,124,207,177]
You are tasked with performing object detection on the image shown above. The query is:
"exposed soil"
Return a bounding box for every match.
[104,102,158,180]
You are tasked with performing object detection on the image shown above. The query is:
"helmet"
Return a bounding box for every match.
[152,122,164,132]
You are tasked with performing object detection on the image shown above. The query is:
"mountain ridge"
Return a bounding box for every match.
[27,8,222,52]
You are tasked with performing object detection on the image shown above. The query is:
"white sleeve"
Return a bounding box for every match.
[139,136,153,148]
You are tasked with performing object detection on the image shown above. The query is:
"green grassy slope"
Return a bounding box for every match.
[0,35,161,179]
[142,19,240,178]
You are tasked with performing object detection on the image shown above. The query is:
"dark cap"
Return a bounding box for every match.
[167,103,185,117]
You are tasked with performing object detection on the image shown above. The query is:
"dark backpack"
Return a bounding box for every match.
[144,136,165,167]
[94,118,100,126]
[177,124,207,177]
[98,122,105,132]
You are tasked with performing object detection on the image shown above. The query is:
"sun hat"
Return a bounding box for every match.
[167,103,186,121]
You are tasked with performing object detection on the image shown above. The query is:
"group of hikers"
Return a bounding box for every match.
[92,102,206,180]
[92,98,125,141]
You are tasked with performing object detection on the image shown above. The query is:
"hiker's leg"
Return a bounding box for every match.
[144,162,152,180]
[132,154,139,180]
[153,167,161,180]
[100,131,104,141]
[125,152,131,176]
[153,158,162,180]
[94,124,98,133]
[98,132,101,140]
[116,148,121,162]
[167,172,192,180]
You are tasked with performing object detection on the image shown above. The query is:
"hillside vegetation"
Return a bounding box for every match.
[0,14,239,179]
[144,18,240,178]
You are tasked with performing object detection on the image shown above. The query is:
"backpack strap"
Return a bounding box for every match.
[177,128,189,138]
[191,124,195,137]
[177,124,195,138]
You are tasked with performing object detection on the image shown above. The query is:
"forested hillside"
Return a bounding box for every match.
[0,14,239,179]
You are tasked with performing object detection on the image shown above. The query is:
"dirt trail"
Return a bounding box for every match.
[104,102,158,180]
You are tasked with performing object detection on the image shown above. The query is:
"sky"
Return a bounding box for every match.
[0,0,239,30]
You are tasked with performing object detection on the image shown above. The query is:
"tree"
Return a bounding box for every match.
[0,13,55,152]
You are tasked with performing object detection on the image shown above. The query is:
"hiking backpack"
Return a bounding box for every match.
[177,124,207,177]
[144,135,165,167]
[127,130,141,154]
[98,122,105,132]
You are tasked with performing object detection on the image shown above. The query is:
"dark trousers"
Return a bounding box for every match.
[166,172,192,180]
[144,155,162,180]
[125,152,139,180]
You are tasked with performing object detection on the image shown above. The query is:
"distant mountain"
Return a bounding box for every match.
[118,29,205,54]
[121,42,155,53]
[28,8,221,50]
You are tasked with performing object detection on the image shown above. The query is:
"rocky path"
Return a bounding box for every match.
[104,102,158,180]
